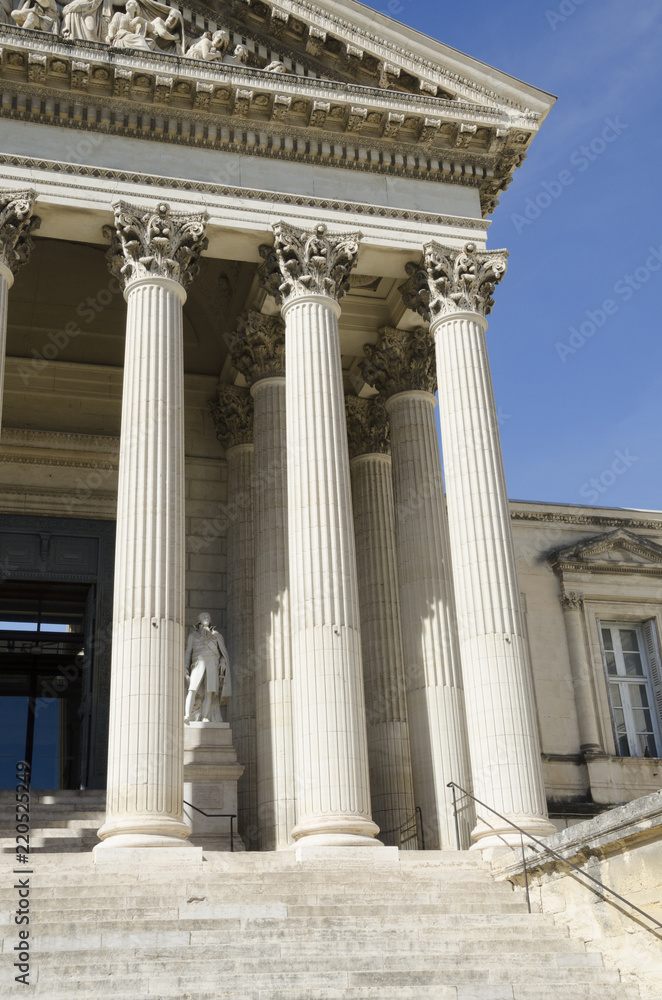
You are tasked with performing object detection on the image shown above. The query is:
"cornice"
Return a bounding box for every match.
[0,24,536,215]
[510,509,662,532]
[0,154,490,234]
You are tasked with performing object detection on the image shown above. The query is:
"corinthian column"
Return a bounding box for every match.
[97,201,208,850]
[362,329,472,850]
[229,312,296,850]
[210,384,257,847]
[259,223,379,849]
[401,242,556,851]
[0,190,40,433]
[346,396,416,848]
[559,592,603,754]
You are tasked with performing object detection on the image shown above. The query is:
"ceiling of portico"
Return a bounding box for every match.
[7,237,405,396]
[6,237,257,377]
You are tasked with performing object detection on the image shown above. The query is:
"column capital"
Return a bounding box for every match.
[0,189,41,277]
[361,326,436,398]
[210,384,254,450]
[345,395,390,460]
[560,591,584,613]
[258,222,361,306]
[104,201,208,293]
[399,241,509,322]
[229,310,286,385]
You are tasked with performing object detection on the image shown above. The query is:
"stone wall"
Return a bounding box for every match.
[494,791,662,1000]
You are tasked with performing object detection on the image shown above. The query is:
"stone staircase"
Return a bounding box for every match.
[0,847,641,1000]
[0,790,106,854]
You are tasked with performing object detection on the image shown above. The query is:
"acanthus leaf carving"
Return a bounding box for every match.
[400,241,509,321]
[560,591,584,613]
[103,200,208,291]
[361,326,436,398]
[258,221,361,305]
[228,310,286,384]
[0,188,41,276]
[209,384,254,450]
[345,395,389,460]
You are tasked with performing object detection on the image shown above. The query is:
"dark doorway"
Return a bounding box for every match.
[0,581,95,790]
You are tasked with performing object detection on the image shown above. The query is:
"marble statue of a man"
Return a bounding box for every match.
[184,612,230,724]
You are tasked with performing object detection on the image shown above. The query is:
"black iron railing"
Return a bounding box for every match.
[183,801,236,852]
[447,781,662,933]
[379,806,426,850]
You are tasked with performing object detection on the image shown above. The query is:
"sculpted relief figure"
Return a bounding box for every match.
[1,0,13,26]
[11,0,60,33]
[185,28,229,62]
[184,612,231,724]
[108,0,185,54]
[61,0,104,42]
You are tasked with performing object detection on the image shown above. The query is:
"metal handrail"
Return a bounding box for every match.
[377,806,426,850]
[182,801,236,852]
[447,781,662,932]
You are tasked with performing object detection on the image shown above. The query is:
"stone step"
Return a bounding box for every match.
[1,984,640,1000]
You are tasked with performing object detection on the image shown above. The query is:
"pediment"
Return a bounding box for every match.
[197,0,554,117]
[550,529,662,576]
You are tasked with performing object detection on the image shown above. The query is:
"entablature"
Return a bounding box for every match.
[0,21,540,216]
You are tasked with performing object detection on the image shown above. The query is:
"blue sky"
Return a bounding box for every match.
[360,0,662,511]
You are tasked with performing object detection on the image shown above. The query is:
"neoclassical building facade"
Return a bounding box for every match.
[0,0,660,858]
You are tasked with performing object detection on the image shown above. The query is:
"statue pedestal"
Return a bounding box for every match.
[183,722,245,852]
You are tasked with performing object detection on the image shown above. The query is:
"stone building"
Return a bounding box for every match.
[0,2,660,997]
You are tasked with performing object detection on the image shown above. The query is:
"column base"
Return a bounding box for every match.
[97,815,192,846]
[292,815,382,848]
[469,816,557,860]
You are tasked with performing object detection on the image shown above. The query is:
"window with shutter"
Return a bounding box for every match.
[599,621,662,759]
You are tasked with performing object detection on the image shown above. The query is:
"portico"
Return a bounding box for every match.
[0,0,560,854]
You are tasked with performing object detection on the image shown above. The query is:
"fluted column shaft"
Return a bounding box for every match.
[432,310,554,845]
[284,294,378,846]
[387,390,472,849]
[97,200,207,850]
[225,442,257,844]
[252,376,296,849]
[350,451,416,847]
[560,594,603,753]
[98,275,190,846]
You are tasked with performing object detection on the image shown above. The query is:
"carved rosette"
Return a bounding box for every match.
[400,241,509,322]
[209,384,254,450]
[560,591,584,613]
[258,222,361,305]
[345,396,390,460]
[361,326,437,398]
[0,189,41,276]
[228,311,286,385]
[104,201,209,291]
